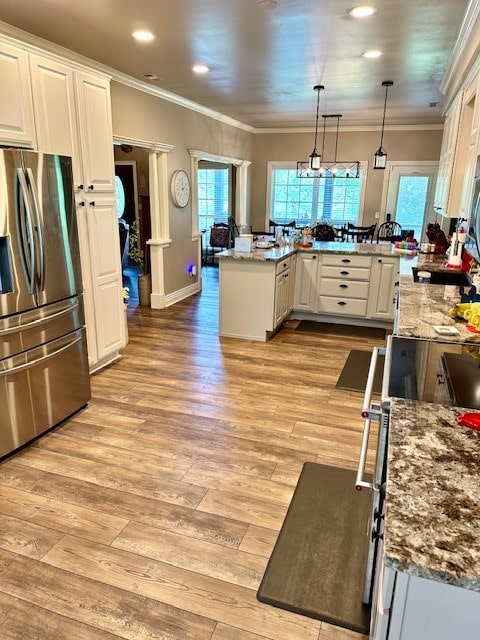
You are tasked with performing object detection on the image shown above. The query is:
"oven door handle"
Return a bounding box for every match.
[355,346,385,491]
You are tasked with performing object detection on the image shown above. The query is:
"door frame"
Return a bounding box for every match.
[380,161,439,232]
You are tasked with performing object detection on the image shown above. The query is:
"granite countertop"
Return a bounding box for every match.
[385,399,480,591]
[397,281,480,344]
[217,240,398,261]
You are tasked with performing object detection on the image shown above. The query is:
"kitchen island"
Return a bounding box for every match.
[217,241,400,340]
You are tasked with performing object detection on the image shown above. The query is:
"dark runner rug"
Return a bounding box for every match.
[257,463,371,634]
[335,349,384,394]
[295,320,386,340]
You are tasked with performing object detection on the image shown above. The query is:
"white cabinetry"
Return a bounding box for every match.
[73,72,124,369]
[75,71,116,193]
[372,557,480,640]
[434,95,462,216]
[219,255,294,341]
[0,41,35,147]
[274,256,293,327]
[367,257,399,321]
[318,254,372,317]
[293,253,319,312]
[1,41,126,371]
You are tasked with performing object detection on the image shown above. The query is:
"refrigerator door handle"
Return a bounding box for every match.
[25,168,45,292]
[15,168,35,294]
[0,334,83,377]
[0,299,80,336]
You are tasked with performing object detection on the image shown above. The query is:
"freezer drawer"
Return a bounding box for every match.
[0,327,90,457]
[0,295,85,359]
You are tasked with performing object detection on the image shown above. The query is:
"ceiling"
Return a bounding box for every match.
[0,0,471,129]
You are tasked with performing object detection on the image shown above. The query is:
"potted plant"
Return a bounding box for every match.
[129,219,151,306]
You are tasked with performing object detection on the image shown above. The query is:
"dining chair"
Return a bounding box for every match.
[204,223,231,264]
[341,223,376,243]
[376,221,403,243]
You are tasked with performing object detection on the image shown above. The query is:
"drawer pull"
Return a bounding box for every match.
[338,301,347,306]
[340,270,350,275]
[340,284,348,289]
[341,258,351,263]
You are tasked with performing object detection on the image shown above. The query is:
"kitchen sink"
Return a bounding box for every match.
[412,267,471,285]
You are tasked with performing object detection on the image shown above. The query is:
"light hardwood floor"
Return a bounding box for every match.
[0,266,382,640]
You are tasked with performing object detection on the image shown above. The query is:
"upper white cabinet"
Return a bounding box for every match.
[434,95,462,216]
[29,54,79,159]
[75,71,116,193]
[0,41,35,147]
[0,40,125,372]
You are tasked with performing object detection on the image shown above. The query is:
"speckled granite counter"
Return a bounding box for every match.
[385,399,480,591]
[217,240,398,261]
[397,281,480,344]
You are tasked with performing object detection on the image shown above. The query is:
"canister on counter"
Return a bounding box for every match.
[417,271,431,283]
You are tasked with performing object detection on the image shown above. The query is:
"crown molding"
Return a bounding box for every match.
[113,135,174,154]
[0,20,255,134]
[439,0,480,102]
[253,123,444,134]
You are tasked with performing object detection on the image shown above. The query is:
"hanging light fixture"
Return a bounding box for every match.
[297,86,360,178]
[374,80,393,170]
[297,84,324,177]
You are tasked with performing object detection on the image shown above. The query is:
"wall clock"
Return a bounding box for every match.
[171,169,190,208]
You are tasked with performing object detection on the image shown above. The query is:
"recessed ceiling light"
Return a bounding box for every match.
[349,5,377,18]
[362,50,382,58]
[141,73,162,81]
[257,0,278,9]
[192,64,210,75]
[132,30,156,42]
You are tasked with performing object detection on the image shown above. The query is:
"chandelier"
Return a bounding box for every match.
[373,81,394,170]
[297,85,360,179]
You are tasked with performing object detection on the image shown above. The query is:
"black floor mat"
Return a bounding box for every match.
[335,349,384,393]
[295,321,386,340]
[257,463,372,634]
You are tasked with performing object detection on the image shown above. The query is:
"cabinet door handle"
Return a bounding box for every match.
[378,259,383,263]
[312,255,316,260]
[340,284,348,289]
[340,270,349,275]
[78,201,85,207]
[77,184,84,191]
[90,201,96,206]
[88,184,94,191]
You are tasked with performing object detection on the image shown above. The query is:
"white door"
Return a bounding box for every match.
[383,163,438,242]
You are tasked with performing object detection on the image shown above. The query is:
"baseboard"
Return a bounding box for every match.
[164,281,201,307]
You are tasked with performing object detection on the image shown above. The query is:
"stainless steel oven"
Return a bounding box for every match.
[356,334,480,636]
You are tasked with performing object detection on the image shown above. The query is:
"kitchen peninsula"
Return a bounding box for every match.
[218,242,400,341]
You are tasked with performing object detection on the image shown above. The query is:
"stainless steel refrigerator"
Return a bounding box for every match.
[0,149,91,457]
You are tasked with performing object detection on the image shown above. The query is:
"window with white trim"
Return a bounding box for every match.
[198,163,231,231]
[268,162,367,228]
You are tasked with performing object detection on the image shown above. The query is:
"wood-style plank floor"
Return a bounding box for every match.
[0,266,383,640]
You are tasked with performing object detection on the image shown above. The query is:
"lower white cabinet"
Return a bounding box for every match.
[293,253,319,311]
[219,255,294,341]
[372,557,480,640]
[294,250,398,324]
[367,256,399,321]
[76,196,126,369]
[317,253,372,317]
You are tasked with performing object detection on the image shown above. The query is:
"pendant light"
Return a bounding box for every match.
[374,81,393,170]
[297,86,360,179]
[297,84,324,177]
